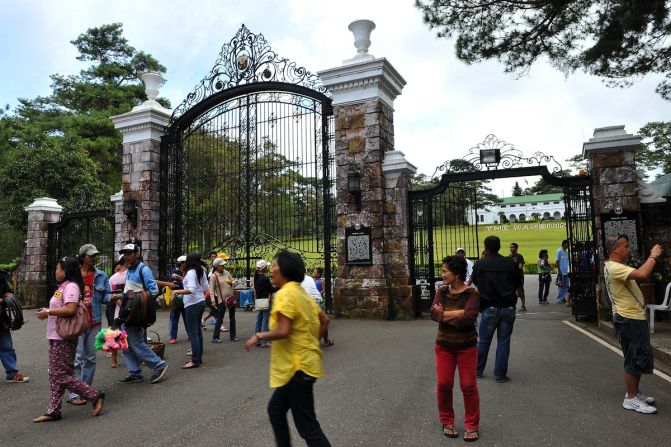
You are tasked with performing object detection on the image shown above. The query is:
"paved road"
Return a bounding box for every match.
[2,280,670,446]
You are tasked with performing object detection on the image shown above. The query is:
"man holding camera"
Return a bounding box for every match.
[118,244,168,384]
[605,235,662,414]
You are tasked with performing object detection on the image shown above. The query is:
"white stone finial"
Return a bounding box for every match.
[24,197,63,213]
[348,20,376,60]
[141,72,165,103]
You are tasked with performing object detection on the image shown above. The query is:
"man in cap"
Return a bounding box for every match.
[117,243,168,384]
[254,259,275,348]
[455,248,474,285]
[605,235,662,414]
[67,244,111,405]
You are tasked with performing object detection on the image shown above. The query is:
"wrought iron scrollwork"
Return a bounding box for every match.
[430,134,563,180]
[171,24,329,123]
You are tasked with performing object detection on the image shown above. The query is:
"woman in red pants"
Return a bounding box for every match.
[431,256,480,442]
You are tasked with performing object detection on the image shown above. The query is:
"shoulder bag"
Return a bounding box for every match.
[55,287,89,340]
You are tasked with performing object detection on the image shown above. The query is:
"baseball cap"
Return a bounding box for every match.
[456,248,466,254]
[79,244,100,257]
[213,257,227,267]
[119,243,140,254]
[176,255,187,263]
[256,259,270,270]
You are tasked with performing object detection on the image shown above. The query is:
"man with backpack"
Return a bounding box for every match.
[0,273,29,383]
[117,243,168,384]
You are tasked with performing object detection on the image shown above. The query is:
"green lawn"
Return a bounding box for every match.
[423,221,568,272]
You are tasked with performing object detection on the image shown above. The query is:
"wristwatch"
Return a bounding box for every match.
[46,309,51,315]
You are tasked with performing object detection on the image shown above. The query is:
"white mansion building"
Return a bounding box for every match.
[470,193,565,225]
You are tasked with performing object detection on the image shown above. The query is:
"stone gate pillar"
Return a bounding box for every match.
[110,74,170,270]
[20,197,62,306]
[318,20,414,318]
[583,125,641,320]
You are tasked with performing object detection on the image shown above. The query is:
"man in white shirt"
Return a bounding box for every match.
[301,271,333,347]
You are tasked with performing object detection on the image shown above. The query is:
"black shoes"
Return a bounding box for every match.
[150,365,169,384]
[118,375,144,384]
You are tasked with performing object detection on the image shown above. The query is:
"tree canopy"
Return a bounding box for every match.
[512,181,522,196]
[415,0,671,100]
[0,22,168,190]
[0,23,168,258]
[637,121,671,175]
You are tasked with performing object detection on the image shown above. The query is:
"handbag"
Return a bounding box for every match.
[255,298,269,311]
[56,300,90,340]
[215,273,236,309]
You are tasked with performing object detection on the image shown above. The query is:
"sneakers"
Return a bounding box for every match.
[118,375,144,384]
[211,339,222,344]
[150,365,169,384]
[495,376,511,383]
[623,395,657,414]
[7,373,30,383]
[231,337,240,342]
[625,392,655,405]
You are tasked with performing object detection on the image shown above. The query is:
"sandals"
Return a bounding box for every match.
[181,361,199,369]
[323,339,335,347]
[110,362,119,368]
[33,413,61,423]
[464,430,479,442]
[442,425,458,438]
[91,392,105,416]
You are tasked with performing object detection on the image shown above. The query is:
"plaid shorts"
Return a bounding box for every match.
[613,313,654,374]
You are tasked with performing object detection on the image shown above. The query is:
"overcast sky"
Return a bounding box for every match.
[2,0,670,197]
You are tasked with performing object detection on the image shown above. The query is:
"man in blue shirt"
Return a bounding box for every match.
[117,243,168,384]
[555,240,570,303]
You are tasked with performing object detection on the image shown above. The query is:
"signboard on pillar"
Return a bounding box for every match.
[345,226,372,265]
[601,212,641,258]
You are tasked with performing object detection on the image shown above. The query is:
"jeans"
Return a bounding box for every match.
[69,323,100,401]
[557,274,570,302]
[538,274,551,302]
[268,371,331,447]
[185,301,206,364]
[477,306,516,380]
[255,309,270,345]
[213,303,236,340]
[123,324,167,379]
[435,345,479,430]
[0,330,19,380]
[169,305,186,340]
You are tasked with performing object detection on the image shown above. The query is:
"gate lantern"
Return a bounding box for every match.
[347,170,362,211]
[123,198,138,228]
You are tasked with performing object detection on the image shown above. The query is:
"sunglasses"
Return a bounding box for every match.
[610,234,629,251]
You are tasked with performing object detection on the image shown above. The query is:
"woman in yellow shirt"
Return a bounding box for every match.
[245,250,331,447]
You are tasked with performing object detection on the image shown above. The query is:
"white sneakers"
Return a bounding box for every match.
[623,393,657,414]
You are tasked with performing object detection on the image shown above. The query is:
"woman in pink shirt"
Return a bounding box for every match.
[33,257,105,422]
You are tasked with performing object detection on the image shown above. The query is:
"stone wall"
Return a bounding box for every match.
[19,200,62,307]
[333,98,416,318]
[119,138,162,269]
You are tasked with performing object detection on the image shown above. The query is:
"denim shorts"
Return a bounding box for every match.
[613,313,654,374]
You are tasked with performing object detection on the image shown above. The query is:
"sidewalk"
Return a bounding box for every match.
[595,319,671,372]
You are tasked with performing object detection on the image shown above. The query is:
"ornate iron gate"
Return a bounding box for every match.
[408,135,597,318]
[160,26,336,309]
[47,209,115,299]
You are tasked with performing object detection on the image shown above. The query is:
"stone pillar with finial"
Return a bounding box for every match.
[110,73,171,269]
[318,20,416,319]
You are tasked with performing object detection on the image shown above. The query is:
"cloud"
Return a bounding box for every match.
[1,0,670,190]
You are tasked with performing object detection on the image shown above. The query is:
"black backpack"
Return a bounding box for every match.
[0,294,24,331]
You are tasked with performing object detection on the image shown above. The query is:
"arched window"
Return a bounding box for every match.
[543,212,551,220]
[519,214,526,221]
[553,211,561,219]
[509,214,517,222]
